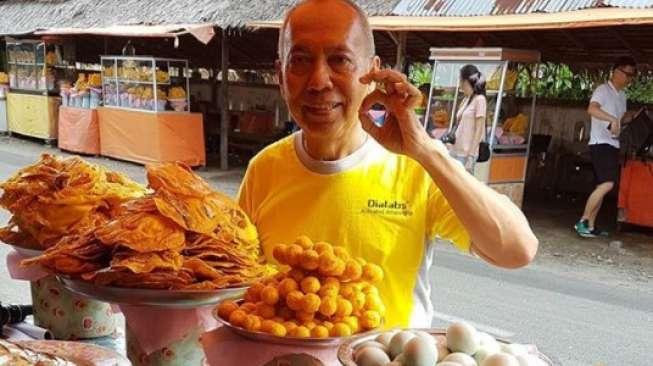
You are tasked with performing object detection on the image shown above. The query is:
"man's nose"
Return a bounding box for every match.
[307,59,333,92]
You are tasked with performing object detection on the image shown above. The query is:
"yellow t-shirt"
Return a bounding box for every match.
[238,132,470,327]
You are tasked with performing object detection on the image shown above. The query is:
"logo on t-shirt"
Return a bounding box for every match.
[362,199,413,217]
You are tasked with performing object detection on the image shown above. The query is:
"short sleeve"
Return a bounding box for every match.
[237,162,256,220]
[474,96,487,119]
[590,85,608,106]
[425,183,471,252]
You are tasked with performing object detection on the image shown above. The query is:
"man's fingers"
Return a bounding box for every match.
[360,68,407,85]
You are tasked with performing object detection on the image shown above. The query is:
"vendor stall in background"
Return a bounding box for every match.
[98,55,205,166]
[425,48,540,207]
[5,38,64,142]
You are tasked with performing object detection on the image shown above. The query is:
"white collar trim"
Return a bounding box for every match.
[293,130,375,175]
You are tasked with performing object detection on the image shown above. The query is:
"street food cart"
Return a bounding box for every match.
[5,38,65,142]
[425,48,541,207]
[98,55,205,166]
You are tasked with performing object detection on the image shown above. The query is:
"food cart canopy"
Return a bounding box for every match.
[249,7,653,31]
[34,24,216,44]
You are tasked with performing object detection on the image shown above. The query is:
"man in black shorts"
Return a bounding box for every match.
[575,56,637,238]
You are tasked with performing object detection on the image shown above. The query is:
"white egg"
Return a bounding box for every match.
[436,362,465,366]
[474,346,498,365]
[478,333,501,353]
[412,330,434,341]
[355,346,391,366]
[481,353,520,366]
[376,331,399,347]
[446,322,480,355]
[443,352,477,366]
[403,336,438,366]
[500,344,528,357]
[389,331,417,358]
[356,341,389,354]
[515,354,547,366]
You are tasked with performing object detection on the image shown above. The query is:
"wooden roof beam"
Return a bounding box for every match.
[609,28,643,60]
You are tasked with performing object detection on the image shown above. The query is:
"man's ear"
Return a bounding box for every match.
[275,59,285,99]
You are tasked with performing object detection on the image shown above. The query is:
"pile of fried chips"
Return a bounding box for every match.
[0,154,146,249]
[23,162,274,290]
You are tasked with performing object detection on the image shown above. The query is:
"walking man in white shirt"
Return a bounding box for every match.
[575,56,637,238]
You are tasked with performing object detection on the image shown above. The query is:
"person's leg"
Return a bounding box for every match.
[583,181,614,228]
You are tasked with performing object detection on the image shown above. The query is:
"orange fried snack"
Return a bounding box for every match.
[0,154,146,249]
[21,162,274,291]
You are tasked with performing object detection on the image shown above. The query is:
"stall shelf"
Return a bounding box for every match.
[5,38,63,141]
[425,48,541,207]
[97,55,205,166]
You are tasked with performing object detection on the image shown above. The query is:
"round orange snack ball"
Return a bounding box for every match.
[217,300,239,320]
[290,326,311,338]
[318,296,337,317]
[244,283,264,303]
[300,276,321,294]
[286,244,304,267]
[228,309,248,327]
[256,302,276,319]
[261,285,279,305]
[287,268,305,283]
[300,249,320,271]
[359,310,381,330]
[240,302,256,314]
[335,298,353,318]
[342,259,363,282]
[314,242,333,255]
[294,235,314,250]
[286,290,305,312]
[272,244,288,264]
[362,263,384,283]
[330,322,352,337]
[278,278,299,298]
[318,252,339,276]
[242,315,262,331]
[301,293,322,313]
[311,325,329,338]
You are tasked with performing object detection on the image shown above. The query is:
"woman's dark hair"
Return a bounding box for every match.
[460,64,486,96]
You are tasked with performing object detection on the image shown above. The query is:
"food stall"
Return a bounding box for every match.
[5,38,64,142]
[617,111,653,230]
[98,55,205,166]
[0,71,7,134]
[57,71,104,155]
[425,48,541,207]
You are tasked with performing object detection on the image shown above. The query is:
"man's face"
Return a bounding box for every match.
[277,1,379,139]
[613,65,637,89]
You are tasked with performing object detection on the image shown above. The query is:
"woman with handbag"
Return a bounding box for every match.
[447,64,488,173]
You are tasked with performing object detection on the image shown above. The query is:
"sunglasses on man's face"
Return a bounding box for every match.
[618,68,637,78]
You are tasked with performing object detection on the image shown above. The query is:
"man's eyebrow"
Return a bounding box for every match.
[326,45,354,53]
[289,45,310,54]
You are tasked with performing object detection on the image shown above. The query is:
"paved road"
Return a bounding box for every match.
[1,142,651,365]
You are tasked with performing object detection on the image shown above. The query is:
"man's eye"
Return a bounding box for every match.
[329,55,351,65]
[290,55,311,64]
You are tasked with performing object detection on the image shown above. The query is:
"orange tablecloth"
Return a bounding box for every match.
[618,160,653,228]
[97,107,205,167]
[57,106,100,155]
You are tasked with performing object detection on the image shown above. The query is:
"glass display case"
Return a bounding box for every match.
[101,56,190,113]
[6,39,64,94]
[425,48,541,207]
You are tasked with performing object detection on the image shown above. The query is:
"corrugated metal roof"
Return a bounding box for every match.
[393,0,653,17]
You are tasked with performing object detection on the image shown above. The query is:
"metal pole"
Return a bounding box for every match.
[394,32,407,71]
[219,31,229,170]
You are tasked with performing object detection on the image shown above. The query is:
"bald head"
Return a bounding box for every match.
[277,0,375,62]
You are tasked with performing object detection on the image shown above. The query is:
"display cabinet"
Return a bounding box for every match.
[101,56,190,112]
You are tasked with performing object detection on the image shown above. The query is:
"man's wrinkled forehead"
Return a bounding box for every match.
[280,0,369,58]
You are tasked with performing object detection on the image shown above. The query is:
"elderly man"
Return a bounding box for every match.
[238,0,538,328]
